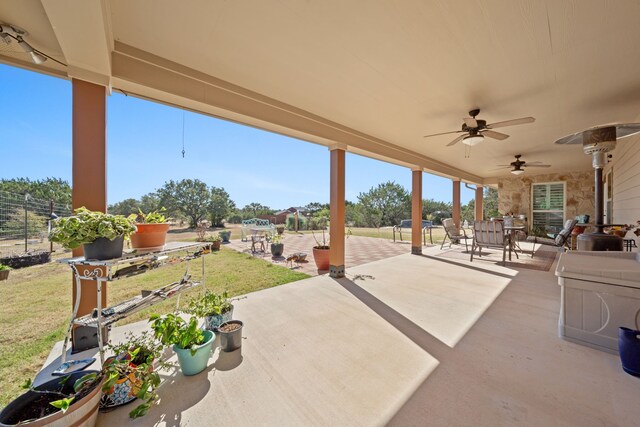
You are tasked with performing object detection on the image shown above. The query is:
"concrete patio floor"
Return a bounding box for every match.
[40,244,640,426]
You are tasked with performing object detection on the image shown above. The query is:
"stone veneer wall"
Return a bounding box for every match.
[498,171,594,223]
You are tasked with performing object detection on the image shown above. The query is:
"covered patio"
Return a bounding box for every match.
[2,0,640,425]
[36,245,639,426]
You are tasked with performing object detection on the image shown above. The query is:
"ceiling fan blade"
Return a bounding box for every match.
[463,117,478,128]
[494,164,512,167]
[481,129,509,140]
[423,130,464,138]
[487,117,535,129]
[447,134,467,146]
[523,164,551,168]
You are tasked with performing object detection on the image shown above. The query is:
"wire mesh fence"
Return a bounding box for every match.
[0,190,72,257]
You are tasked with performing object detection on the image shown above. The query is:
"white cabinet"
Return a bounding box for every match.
[556,252,640,353]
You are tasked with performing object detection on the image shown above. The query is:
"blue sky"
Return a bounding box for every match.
[0,64,474,208]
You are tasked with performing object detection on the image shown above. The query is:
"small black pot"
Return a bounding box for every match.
[83,236,124,260]
[271,243,284,257]
[218,320,243,352]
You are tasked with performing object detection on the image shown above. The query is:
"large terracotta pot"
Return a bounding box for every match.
[312,247,330,271]
[130,223,170,250]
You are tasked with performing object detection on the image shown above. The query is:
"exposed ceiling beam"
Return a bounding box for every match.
[41,0,112,87]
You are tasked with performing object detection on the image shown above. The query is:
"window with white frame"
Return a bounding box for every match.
[531,182,565,233]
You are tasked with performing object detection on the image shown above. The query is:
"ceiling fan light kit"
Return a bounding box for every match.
[510,168,525,175]
[462,135,484,146]
[423,108,535,147]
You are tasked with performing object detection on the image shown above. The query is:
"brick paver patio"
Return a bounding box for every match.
[225,233,432,275]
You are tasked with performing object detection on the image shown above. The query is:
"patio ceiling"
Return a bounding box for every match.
[2,1,640,183]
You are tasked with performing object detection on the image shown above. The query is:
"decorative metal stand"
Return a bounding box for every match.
[59,242,210,364]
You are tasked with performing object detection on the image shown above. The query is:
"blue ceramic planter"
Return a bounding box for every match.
[618,327,640,377]
[174,330,215,376]
[204,308,233,331]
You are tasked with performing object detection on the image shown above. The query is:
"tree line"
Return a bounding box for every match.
[1,177,499,230]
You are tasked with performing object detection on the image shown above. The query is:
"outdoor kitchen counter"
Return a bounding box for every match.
[555,251,640,353]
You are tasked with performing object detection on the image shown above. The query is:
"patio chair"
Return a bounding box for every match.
[440,218,472,251]
[526,219,577,256]
[470,220,508,265]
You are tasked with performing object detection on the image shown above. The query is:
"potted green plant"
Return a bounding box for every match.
[0,264,11,281]
[128,208,171,250]
[186,290,234,331]
[312,230,330,270]
[149,313,214,376]
[49,207,137,260]
[204,234,221,251]
[276,224,285,235]
[218,229,231,243]
[270,234,284,257]
[100,331,166,418]
[0,371,104,426]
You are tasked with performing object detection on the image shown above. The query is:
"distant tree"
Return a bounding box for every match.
[461,200,475,223]
[422,198,452,225]
[357,181,411,228]
[242,202,272,218]
[139,193,161,214]
[345,200,364,227]
[209,187,236,227]
[0,177,71,206]
[304,202,327,214]
[108,198,140,216]
[157,179,210,228]
[484,187,499,219]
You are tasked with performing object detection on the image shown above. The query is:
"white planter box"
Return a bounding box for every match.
[555,252,640,353]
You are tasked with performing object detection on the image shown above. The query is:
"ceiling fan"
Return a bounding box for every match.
[494,154,551,175]
[423,109,536,147]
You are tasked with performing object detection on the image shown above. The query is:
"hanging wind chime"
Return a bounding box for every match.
[181,110,186,158]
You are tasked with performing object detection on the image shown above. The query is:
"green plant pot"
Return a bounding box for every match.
[173,330,215,376]
[271,243,284,257]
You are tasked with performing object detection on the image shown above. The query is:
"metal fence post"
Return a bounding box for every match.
[24,193,29,253]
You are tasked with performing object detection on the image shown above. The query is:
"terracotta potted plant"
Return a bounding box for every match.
[312,230,330,271]
[129,208,170,251]
[276,224,285,235]
[205,234,221,251]
[186,290,234,331]
[150,313,215,376]
[0,370,104,427]
[0,264,11,281]
[49,207,137,260]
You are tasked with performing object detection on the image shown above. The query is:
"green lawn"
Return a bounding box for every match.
[0,248,308,407]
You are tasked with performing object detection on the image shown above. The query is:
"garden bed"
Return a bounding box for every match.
[0,250,51,269]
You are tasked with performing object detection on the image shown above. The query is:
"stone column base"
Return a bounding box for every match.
[330,264,345,278]
[411,246,423,255]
